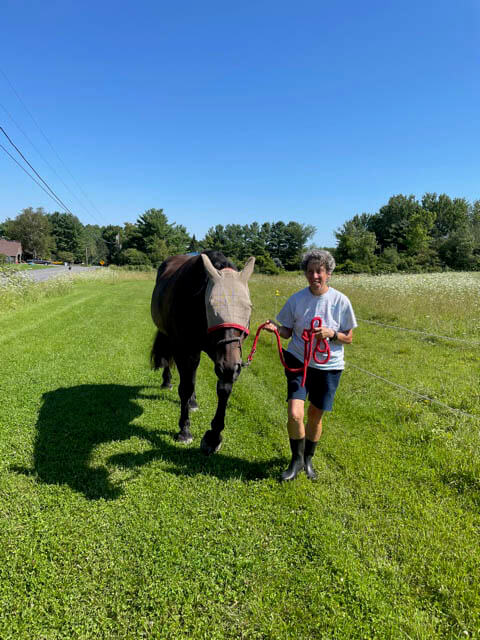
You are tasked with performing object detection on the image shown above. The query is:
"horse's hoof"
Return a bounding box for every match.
[189,402,199,412]
[200,431,222,456]
[175,433,193,444]
[161,383,173,390]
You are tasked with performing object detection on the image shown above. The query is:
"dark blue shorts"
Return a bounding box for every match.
[283,350,342,411]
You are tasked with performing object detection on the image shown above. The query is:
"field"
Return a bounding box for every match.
[0,269,479,639]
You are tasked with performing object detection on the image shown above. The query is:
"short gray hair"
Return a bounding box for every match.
[301,249,336,274]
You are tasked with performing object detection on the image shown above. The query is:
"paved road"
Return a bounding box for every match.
[27,266,100,282]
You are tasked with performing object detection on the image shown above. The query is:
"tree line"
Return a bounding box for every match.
[335,193,480,273]
[2,193,479,273]
[0,207,315,273]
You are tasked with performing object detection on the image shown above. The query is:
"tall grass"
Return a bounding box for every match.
[0,266,154,313]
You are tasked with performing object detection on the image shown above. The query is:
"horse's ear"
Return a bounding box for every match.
[201,253,221,281]
[240,256,255,283]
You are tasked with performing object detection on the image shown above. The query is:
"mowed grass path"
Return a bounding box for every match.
[0,273,479,639]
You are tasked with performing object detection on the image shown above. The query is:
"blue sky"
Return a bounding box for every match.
[1,0,479,247]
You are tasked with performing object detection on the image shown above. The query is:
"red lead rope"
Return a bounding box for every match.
[245,316,331,387]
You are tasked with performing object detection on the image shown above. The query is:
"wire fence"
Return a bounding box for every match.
[346,362,479,422]
[357,318,480,345]
[340,316,479,421]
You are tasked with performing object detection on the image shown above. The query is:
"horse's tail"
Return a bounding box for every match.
[150,330,175,370]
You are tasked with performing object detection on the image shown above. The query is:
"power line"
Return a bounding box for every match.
[1,137,120,251]
[0,67,106,225]
[1,126,74,215]
[0,142,72,212]
[1,131,121,251]
[0,100,104,226]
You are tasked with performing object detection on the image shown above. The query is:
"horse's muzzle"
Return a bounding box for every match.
[214,362,242,383]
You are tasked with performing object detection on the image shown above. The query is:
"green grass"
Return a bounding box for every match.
[0,271,479,639]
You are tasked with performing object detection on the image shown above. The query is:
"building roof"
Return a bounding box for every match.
[0,238,22,255]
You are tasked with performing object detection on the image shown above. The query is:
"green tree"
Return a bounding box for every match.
[368,194,426,253]
[254,252,281,274]
[187,234,203,253]
[81,225,108,265]
[203,225,230,255]
[422,193,470,239]
[243,222,268,260]
[472,200,480,259]
[264,221,315,270]
[149,237,169,265]
[136,209,190,264]
[102,225,123,264]
[48,212,83,261]
[335,214,377,265]
[119,248,151,266]
[439,223,476,270]
[56,251,75,264]
[122,222,144,252]
[4,207,54,259]
[404,208,435,263]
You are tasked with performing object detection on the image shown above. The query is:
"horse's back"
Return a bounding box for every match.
[150,254,196,332]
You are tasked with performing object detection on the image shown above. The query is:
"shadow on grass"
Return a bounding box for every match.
[12,384,282,500]
[440,471,480,507]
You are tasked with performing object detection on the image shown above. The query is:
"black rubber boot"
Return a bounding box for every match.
[281,438,305,482]
[304,439,318,480]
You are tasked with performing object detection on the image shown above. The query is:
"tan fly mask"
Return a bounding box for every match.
[201,254,255,335]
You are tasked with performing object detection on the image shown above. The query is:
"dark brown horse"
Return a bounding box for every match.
[151,250,255,455]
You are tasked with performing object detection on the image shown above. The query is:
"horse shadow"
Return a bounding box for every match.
[12,384,282,500]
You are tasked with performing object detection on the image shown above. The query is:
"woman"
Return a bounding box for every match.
[264,250,356,481]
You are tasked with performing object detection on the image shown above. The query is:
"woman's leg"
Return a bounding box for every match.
[304,404,325,480]
[306,404,324,441]
[282,399,306,481]
[287,399,305,438]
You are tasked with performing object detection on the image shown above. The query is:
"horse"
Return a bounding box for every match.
[150,250,255,455]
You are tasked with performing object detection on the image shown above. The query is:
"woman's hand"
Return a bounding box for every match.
[264,322,293,339]
[263,320,277,333]
[313,326,336,340]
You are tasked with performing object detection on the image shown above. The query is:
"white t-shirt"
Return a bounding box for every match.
[276,286,357,370]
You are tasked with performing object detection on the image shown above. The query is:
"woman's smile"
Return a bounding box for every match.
[306,263,329,295]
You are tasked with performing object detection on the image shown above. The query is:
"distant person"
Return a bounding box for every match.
[64,262,67,268]
[263,250,357,482]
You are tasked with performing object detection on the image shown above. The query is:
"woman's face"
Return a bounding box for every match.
[305,261,330,295]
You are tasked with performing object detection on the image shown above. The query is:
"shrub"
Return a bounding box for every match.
[336,259,369,274]
[254,253,282,274]
[119,248,151,266]
[56,251,75,263]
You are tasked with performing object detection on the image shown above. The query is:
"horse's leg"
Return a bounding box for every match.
[161,366,172,390]
[189,390,199,411]
[175,353,200,444]
[200,380,232,455]
[188,366,199,410]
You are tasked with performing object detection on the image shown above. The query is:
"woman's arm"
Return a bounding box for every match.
[335,328,353,344]
[313,326,353,344]
[263,320,293,339]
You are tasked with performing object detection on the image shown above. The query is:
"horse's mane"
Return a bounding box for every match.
[201,250,237,271]
[154,250,238,310]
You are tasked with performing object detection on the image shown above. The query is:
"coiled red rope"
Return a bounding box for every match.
[244,316,330,387]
